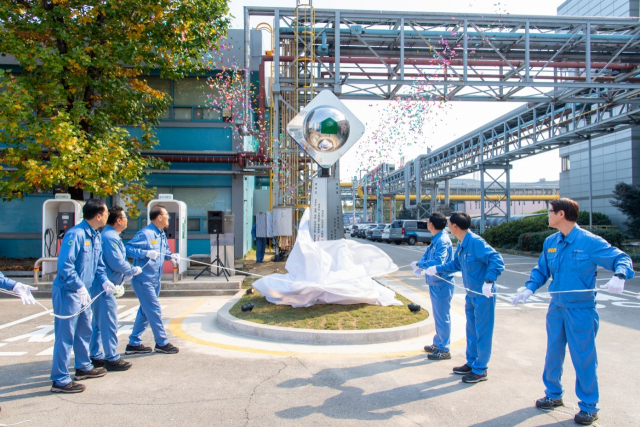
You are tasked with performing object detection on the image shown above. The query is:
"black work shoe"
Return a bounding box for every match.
[461,371,488,383]
[155,343,179,354]
[105,359,132,371]
[536,396,564,409]
[74,367,107,381]
[453,364,473,375]
[125,344,152,354]
[427,350,452,360]
[574,411,598,425]
[51,381,86,393]
[423,344,437,353]
[90,358,105,368]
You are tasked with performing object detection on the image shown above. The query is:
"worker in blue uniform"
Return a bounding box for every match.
[412,212,455,360]
[0,271,36,304]
[425,211,504,383]
[50,199,113,394]
[90,206,142,371]
[125,204,180,355]
[512,198,634,426]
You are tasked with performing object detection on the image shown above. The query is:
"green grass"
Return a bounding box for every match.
[230,278,428,330]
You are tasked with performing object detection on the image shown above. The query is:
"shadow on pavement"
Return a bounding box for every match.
[275,356,463,421]
[466,406,576,426]
[0,360,52,403]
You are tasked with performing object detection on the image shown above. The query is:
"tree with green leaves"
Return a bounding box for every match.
[0,0,230,216]
[611,182,640,238]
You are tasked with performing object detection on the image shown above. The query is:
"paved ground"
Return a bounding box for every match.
[0,238,639,426]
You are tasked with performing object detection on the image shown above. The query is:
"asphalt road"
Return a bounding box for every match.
[0,237,639,426]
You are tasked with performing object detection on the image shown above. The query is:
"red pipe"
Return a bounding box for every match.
[142,152,272,168]
[262,55,638,70]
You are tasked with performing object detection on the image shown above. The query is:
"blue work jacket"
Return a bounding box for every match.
[52,220,108,292]
[93,225,135,287]
[0,271,17,291]
[125,223,172,285]
[437,231,504,296]
[525,225,634,308]
[417,230,454,286]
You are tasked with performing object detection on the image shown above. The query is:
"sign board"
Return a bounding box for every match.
[310,177,343,241]
[158,194,174,200]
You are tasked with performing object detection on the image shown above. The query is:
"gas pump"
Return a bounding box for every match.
[147,195,187,280]
[42,194,84,278]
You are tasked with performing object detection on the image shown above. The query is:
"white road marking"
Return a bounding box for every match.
[0,342,27,356]
[0,309,52,331]
[4,325,55,343]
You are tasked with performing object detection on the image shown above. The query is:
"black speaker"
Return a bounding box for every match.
[208,211,225,234]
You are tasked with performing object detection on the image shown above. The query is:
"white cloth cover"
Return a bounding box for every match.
[253,208,402,307]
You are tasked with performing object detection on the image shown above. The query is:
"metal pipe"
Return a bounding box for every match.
[171,259,179,283]
[261,55,639,70]
[33,257,57,284]
[149,170,246,175]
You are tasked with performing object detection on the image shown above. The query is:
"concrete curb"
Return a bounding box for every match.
[216,286,434,344]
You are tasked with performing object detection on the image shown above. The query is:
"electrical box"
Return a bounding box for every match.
[42,195,84,277]
[147,197,187,280]
[272,206,293,236]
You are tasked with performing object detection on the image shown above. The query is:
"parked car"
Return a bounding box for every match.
[381,224,391,243]
[357,224,374,238]
[389,220,432,245]
[364,224,380,240]
[370,224,386,242]
[350,224,360,237]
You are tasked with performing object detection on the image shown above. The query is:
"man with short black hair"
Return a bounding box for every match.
[50,199,112,394]
[89,206,142,372]
[513,198,634,425]
[125,205,180,355]
[424,211,504,383]
[412,212,455,360]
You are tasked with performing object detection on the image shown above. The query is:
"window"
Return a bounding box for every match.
[417,221,429,230]
[174,77,216,107]
[142,77,171,120]
[187,218,202,232]
[171,187,232,217]
[562,156,570,171]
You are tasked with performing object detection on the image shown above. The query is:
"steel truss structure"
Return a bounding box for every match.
[244,6,640,232]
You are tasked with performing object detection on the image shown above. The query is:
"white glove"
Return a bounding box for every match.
[512,289,533,305]
[170,253,181,263]
[132,266,142,276]
[600,276,625,294]
[424,266,438,276]
[102,280,116,295]
[123,275,133,282]
[414,269,423,278]
[146,250,159,260]
[77,286,91,306]
[482,281,494,298]
[13,283,37,305]
[410,261,418,271]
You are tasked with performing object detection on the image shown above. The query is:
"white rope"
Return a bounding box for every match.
[0,288,104,319]
[0,420,31,426]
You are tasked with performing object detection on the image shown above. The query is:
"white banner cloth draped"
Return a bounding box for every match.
[252,209,402,308]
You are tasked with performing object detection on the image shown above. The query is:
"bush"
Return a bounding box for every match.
[518,230,556,252]
[577,211,612,226]
[590,228,625,248]
[482,215,549,248]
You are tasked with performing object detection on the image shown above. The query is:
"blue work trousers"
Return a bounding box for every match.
[128,280,168,347]
[89,286,120,362]
[464,294,496,375]
[429,284,455,352]
[256,237,266,263]
[50,287,93,386]
[543,301,600,413]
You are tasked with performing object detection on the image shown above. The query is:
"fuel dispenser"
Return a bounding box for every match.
[42,194,84,278]
[147,195,187,280]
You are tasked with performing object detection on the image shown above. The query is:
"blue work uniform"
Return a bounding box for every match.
[50,220,108,386]
[125,223,172,347]
[417,230,455,352]
[525,225,634,414]
[0,271,17,291]
[90,225,136,362]
[252,222,266,263]
[436,231,504,375]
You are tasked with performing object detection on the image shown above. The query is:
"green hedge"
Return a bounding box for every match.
[518,230,556,252]
[516,228,625,253]
[577,211,612,226]
[590,228,625,248]
[482,215,550,248]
